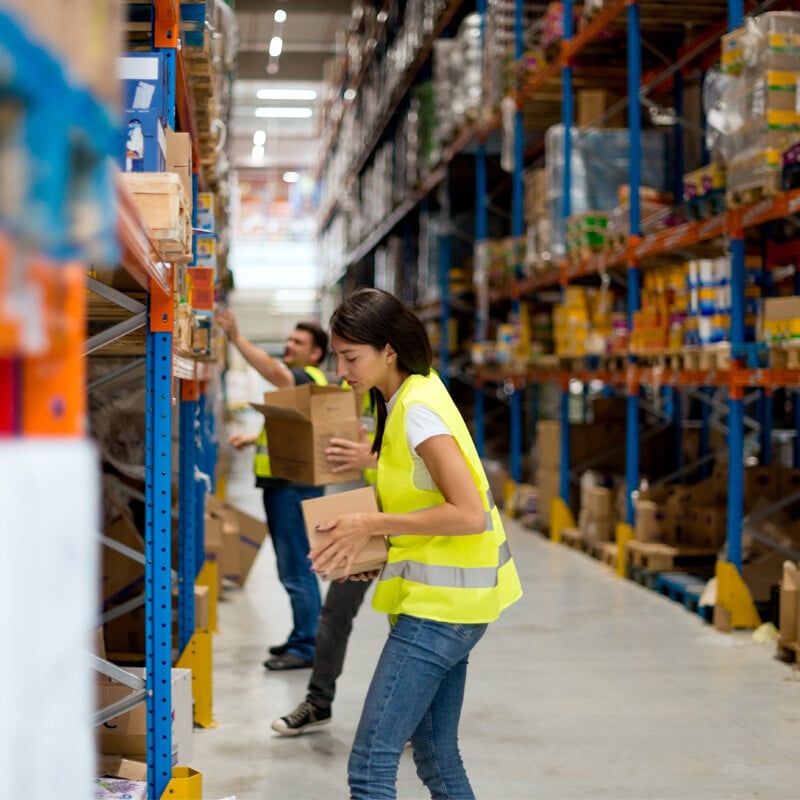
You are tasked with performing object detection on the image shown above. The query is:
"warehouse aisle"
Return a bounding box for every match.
[192,442,800,800]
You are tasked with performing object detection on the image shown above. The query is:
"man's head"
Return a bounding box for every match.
[283,322,328,367]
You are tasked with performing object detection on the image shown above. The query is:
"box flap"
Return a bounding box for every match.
[249,400,308,423]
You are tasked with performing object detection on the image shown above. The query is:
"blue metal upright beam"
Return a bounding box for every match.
[625,1,642,525]
[438,181,452,387]
[507,0,525,483]
[758,390,773,465]
[474,0,488,454]
[700,386,712,479]
[672,388,683,477]
[726,0,745,572]
[560,0,574,503]
[178,391,197,652]
[794,392,800,468]
[144,307,173,799]
[147,30,177,799]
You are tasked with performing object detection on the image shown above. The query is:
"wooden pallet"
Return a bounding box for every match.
[561,526,589,552]
[654,571,713,621]
[589,540,617,568]
[726,173,782,208]
[768,344,800,370]
[776,639,800,665]
[624,540,718,572]
[626,562,660,590]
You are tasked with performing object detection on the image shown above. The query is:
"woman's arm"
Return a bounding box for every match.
[310,434,485,578]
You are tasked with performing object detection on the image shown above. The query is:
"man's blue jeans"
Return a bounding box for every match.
[262,484,323,661]
[348,614,488,800]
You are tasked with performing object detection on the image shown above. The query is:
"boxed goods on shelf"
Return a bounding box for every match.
[545,125,672,258]
[120,172,192,262]
[708,12,800,201]
[760,295,800,344]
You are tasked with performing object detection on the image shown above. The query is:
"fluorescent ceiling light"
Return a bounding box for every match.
[274,9,287,23]
[252,130,266,146]
[255,107,312,118]
[257,88,318,101]
[269,36,283,58]
[251,145,265,160]
[283,171,300,183]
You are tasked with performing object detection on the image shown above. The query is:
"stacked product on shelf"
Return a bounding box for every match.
[715,10,800,204]
[544,124,673,260]
[551,284,623,357]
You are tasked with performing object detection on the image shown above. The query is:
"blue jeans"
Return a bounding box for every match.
[262,485,323,661]
[348,614,488,800]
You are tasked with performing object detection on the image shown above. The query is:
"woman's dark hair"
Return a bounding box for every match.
[330,288,433,453]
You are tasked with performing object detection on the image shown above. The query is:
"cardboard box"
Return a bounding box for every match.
[252,384,362,485]
[779,561,799,644]
[166,128,193,213]
[229,505,269,586]
[301,486,387,580]
[205,496,269,586]
[97,667,193,765]
[577,89,625,128]
[97,755,148,782]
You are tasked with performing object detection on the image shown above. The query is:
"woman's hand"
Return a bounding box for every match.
[325,428,377,474]
[337,568,381,583]
[309,512,378,579]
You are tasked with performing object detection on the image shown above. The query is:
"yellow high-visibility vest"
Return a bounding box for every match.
[254,365,327,479]
[340,383,378,486]
[374,372,522,623]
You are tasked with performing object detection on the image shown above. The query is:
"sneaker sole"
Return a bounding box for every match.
[270,717,331,736]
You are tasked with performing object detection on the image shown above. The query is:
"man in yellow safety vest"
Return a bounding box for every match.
[216,308,328,670]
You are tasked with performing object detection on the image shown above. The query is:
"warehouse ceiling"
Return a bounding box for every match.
[230,0,351,174]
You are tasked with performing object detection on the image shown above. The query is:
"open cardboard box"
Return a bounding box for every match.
[251,383,362,485]
[301,486,388,580]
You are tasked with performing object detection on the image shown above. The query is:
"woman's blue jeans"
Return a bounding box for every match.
[348,614,488,800]
[262,484,323,661]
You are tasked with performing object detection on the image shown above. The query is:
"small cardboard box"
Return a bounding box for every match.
[97,667,193,765]
[252,384,362,485]
[301,486,387,580]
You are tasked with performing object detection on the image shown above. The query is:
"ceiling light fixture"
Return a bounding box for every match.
[251,144,265,160]
[252,130,266,146]
[256,88,318,101]
[283,171,300,184]
[254,107,313,118]
[267,8,287,75]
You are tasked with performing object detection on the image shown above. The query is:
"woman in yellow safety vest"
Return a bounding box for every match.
[310,287,522,800]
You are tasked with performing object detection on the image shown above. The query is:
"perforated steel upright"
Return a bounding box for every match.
[726,0,746,571]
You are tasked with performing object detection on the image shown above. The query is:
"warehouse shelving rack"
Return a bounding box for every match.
[317,1,800,627]
[475,0,800,626]
[1,2,220,797]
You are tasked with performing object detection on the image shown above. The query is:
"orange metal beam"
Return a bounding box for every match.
[21,262,85,436]
[153,0,180,48]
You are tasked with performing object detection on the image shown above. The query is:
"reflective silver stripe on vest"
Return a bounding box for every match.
[255,445,269,455]
[379,540,514,590]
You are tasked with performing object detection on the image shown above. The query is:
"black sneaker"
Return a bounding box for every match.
[268,642,289,656]
[271,701,331,736]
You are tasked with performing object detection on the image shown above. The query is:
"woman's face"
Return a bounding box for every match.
[330,333,396,396]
